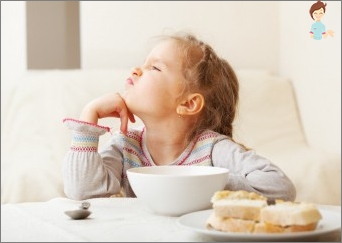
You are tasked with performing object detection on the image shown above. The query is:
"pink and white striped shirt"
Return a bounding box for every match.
[62,118,296,201]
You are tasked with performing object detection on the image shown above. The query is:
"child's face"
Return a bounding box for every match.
[313,8,325,21]
[123,40,186,120]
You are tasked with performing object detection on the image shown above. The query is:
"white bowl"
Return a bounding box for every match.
[126,166,229,216]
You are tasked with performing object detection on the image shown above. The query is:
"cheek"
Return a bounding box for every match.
[128,75,182,111]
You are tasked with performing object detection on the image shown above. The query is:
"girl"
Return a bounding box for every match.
[63,32,296,201]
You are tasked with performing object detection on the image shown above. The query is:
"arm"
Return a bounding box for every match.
[212,139,296,201]
[62,119,124,200]
[62,92,136,200]
[80,92,135,134]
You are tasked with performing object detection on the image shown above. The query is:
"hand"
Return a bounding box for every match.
[80,92,135,134]
[323,30,334,39]
[327,29,334,37]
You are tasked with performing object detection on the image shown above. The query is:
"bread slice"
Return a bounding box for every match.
[206,190,322,234]
[211,190,267,202]
[206,211,256,233]
[254,221,318,233]
[211,190,268,221]
[213,199,267,221]
[260,201,322,226]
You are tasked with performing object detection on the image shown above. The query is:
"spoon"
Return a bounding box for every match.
[65,201,92,220]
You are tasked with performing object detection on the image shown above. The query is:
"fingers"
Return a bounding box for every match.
[114,94,135,134]
[128,111,136,123]
[81,92,135,134]
[118,91,136,124]
[119,108,129,134]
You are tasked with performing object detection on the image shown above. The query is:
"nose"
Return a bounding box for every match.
[131,67,142,77]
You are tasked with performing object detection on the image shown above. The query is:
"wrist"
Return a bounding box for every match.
[80,104,99,124]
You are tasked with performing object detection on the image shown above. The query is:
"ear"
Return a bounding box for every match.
[177,93,204,116]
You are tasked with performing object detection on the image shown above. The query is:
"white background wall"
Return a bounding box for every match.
[80,1,280,72]
[1,1,340,155]
[279,1,341,154]
[1,2,26,85]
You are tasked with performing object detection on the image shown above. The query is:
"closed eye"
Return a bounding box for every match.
[152,66,161,71]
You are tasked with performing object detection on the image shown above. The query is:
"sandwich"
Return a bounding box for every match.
[206,190,322,234]
[255,200,323,233]
[206,190,268,233]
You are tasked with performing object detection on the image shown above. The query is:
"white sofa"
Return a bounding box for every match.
[1,69,340,205]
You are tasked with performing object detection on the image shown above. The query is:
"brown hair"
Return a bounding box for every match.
[310,0,327,20]
[157,32,240,144]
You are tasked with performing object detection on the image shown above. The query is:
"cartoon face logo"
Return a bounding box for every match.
[312,7,325,21]
[309,1,334,40]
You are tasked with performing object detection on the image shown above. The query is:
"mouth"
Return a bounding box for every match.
[126,77,134,85]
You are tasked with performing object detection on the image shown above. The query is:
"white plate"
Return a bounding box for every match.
[177,208,341,242]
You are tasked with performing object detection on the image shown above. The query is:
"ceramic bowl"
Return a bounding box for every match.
[127,166,229,216]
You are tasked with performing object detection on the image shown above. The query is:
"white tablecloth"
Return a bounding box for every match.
[1,197,341,242]
[1,197,208,242]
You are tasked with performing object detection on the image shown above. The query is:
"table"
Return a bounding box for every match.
[1,197,341,242]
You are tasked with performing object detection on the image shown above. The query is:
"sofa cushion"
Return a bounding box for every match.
[234,71,306,150]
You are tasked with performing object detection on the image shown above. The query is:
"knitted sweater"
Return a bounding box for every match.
[63,118,296,201]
